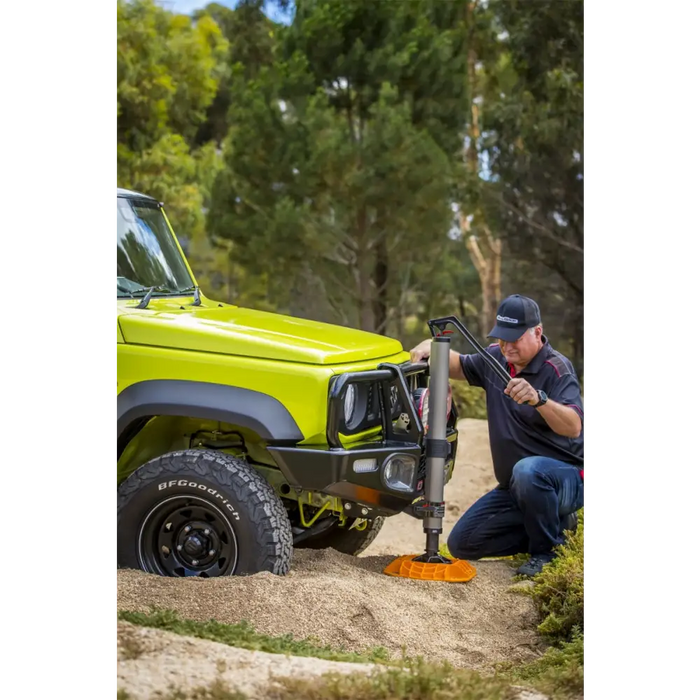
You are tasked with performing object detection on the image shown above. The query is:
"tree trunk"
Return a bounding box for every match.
[462,0,501,341]
[461,215,502,340]
[354,200,375,332]
[357,257,374,331]
[465,1,479,174]
[459,296,467,319]
[227,249,234,304]
[372,237,389,334]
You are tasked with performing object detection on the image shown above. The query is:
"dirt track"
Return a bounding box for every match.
[117,419,545,695]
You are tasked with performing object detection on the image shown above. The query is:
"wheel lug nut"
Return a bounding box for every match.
[192,559,199,565]
[204,529,210,535]
[184,526,191,533]
[209,549,215,556]
[177,545,183,551]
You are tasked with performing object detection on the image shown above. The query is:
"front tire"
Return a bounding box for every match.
[117,450,293,577]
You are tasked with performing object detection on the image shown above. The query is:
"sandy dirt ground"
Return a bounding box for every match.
[117,419,545,698]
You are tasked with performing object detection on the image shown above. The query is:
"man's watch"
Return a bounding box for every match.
[534,390,548,408]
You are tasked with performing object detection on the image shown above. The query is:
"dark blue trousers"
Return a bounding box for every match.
[446,456,584,559]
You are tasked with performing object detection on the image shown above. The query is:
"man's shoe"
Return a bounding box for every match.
[516,553,555,577]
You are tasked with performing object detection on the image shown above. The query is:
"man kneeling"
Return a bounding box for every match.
[410,295,584,577]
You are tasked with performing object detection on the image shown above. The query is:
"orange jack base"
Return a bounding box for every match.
[383,554,477,582]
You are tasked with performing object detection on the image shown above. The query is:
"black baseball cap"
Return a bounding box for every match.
[488,294,541,342]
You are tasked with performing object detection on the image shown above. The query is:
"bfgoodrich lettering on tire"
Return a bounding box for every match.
[117,450,293,577]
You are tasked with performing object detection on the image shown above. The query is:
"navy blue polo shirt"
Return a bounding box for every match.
[460,336,584,487]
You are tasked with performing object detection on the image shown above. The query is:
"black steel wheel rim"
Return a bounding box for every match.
[137,495,238,577]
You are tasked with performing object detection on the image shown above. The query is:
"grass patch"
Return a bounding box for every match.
[437,543,453,559]
[121,665,514,700]
[267,657,517,700]
[118,608,392,665]
[156,679,247,700]
[119,650,580,700]
[118,679,247,700]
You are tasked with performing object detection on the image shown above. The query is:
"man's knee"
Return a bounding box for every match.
[446,529,481,560]
[446,530,462,557]
[447,511,487,560]
[510,456,543,490]
[447,507,500,559]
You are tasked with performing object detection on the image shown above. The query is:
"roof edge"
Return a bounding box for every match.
[117,187,158,201]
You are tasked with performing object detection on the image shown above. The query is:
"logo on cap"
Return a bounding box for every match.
[496,315,520,324]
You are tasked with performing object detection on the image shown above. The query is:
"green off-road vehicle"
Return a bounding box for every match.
[117,188,458,577]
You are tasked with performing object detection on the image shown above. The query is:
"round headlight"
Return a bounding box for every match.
[344,384,357,425]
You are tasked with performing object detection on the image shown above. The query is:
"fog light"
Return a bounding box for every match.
[353,458,378,473]
[382,454,417,492]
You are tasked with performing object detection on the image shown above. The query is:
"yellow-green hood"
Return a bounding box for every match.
[117,299,404,365]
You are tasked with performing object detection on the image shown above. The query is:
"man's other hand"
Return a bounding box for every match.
[410,339,433,363]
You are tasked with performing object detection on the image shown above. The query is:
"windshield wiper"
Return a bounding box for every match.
[176,285,202,306]
[125,285,172,309]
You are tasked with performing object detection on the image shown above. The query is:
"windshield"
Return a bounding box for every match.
[117,197,193,297]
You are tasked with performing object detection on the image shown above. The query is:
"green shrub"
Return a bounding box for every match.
[500,511,584,699]
[531,511,584,642]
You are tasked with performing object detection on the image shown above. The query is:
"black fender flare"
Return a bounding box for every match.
[117,380,304,448]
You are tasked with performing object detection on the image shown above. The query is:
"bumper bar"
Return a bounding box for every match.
[268,429,457,517]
